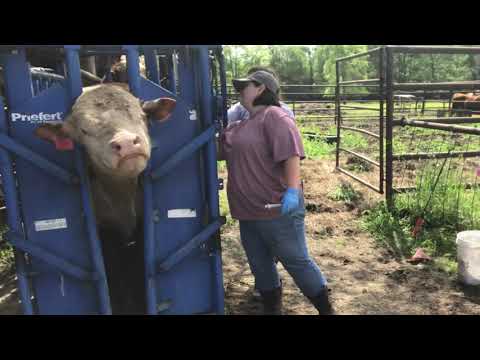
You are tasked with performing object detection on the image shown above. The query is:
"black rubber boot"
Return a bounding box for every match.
[259,286,283,315]
[307,286,335,315]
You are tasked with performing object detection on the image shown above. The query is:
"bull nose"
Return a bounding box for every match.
[110,135,142,157]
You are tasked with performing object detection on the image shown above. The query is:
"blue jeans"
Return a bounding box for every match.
[239,198,327,298]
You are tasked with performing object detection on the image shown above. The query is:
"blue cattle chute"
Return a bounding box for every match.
[123,45,224,314]
[0,45,226,315]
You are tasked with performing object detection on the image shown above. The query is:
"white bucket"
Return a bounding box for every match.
[456,231,480,286]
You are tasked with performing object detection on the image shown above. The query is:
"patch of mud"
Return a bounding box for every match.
[305,202,339,214]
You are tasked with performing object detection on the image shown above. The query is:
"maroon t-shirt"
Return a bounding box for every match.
[219,106,305,220]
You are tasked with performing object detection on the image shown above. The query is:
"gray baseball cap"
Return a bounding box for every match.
[232,70,280,94]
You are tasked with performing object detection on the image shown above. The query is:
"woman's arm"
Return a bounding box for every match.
[284,155,301,189]
[281,155,302,215]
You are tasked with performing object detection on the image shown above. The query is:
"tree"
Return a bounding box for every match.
[222,45,479,89]
[305,46,315,85]
[266,46,311,83]
[317,45,370,94]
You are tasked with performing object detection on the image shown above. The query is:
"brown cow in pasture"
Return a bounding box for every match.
[451,92,480,116]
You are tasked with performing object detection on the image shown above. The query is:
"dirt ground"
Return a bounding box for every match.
[220,159,480,315]
[0,265,21,315]
[1,159,479,315]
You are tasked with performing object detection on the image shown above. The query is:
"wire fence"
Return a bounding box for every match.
[333,46,480,249]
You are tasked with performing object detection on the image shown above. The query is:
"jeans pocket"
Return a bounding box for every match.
[287,205,305,221]
[280,196,305,220]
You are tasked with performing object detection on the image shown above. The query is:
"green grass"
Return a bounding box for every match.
[341,131,370,152]
[299,124,371,160]
[298,124,335,159]
[302,137,336,159]
[0,224,14,270]
[394,127,480,155]
[433,256,458,275]
[362,203,413,258]
[0,244,14,269]
[217,160,226,172]
[362,202,461,274]
[328,181,363,206]
[344,156,373,172]
[219,189,236,227]
[362,162,480,270]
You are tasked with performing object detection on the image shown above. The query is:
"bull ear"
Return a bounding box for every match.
[34,123,75,151]
[142,97,177,123]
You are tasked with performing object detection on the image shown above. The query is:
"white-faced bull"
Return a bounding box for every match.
[34,83,176,314]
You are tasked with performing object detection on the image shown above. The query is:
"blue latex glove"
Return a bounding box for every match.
[281,187,300,215]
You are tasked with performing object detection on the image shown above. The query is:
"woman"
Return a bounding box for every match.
[218,70,334,315]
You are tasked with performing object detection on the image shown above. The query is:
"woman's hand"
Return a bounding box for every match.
[281,187,300,215]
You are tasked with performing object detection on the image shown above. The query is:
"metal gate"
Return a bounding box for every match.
[335,45,480,208]
[335,47,385,194]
